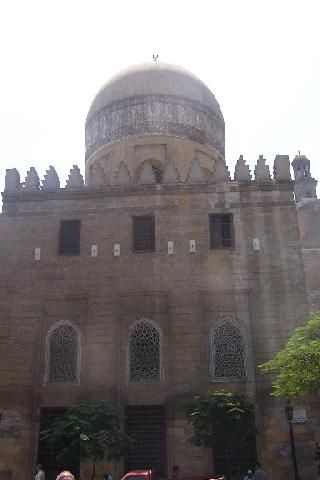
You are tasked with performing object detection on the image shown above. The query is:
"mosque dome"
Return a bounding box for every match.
[85,63,225,161]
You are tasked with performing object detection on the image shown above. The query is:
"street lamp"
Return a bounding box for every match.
[285,400,300,480]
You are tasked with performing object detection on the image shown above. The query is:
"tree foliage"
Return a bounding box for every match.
[259,312,320,398]
[41,400,129,480]
[183,389,256,448]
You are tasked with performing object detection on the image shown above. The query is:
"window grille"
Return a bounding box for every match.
[125,405,167,478]
[46,322,80,383]
[37,408,80,478]
[59,220,81,255]
[210,318,246,380]
[129,320,160,383]
[209,214,234,249]
[133,216,155,252]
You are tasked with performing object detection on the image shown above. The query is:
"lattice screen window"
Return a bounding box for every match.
[46,322,80,384]
[129,320,161,383]
[210,318,246,380]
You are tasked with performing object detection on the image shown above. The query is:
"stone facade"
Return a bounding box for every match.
[0,63,319,480]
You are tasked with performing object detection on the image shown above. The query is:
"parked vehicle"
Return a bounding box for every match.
[121,470,225,480]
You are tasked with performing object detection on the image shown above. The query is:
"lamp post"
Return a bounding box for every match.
[285,401,300,480]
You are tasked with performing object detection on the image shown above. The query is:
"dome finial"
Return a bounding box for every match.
[152,54,159,61]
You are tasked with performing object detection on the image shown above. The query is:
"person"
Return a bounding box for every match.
[171,465,180,480]
[253,462,268,480]
[103,473,113,480]
[243,470,253,480]
[56,471,75,480]
[35,464,45,480]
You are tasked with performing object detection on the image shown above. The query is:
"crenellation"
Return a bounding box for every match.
[162,161,180,183]
[254,155,271,181]
[112,161,132,185]
[138,161,156,184]
[24,167,40,191]
[214,157,230,182]
[234,155,251,181]
[5,168,21,192]
[2,156,297,199]
[186,158,205,183]
[88,163,106,188]
[42,165,60,190]
[273,155,291,181]
[65,165,85,189]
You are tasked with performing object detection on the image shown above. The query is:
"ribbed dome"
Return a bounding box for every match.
[85,62,225,161]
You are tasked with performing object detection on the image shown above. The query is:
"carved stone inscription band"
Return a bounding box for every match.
[85,95,225,160]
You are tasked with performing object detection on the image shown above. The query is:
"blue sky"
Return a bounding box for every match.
[0,0,319,193]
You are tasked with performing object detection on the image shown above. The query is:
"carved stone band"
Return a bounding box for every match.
[85,95,225,161]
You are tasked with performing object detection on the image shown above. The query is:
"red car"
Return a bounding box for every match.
[121,470,225,480]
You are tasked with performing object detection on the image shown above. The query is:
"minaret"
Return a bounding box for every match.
[291,153,317,202]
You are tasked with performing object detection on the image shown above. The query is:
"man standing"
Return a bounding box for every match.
[253,462,268,480]
[35,464,45,480]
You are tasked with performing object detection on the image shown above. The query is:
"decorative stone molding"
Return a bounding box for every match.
[113,161,132,186]
[5,168,20,192]
[138,162,156,184]
[65,165,84,189]
[234,155,251,181]
[85,95,225,161]
[89,164,106,187]
[273,155,291,181]
[3,156,296,196]
[254,155,271,181]
[42,166,60,190]
[162,162,180,183]
[24,167,40,191]
[214,158,230,182]
[186,159,205,183]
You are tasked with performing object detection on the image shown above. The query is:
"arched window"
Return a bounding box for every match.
[210,318,246,380]
[45,321,80,384]
[129,319,161,383]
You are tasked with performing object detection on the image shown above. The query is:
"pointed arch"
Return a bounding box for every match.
[128,318,162,383]
[45,320,81,384]
[210,317,247,381]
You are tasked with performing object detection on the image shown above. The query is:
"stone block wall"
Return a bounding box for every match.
[0,158,314,479]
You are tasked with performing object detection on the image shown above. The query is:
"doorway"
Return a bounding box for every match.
[37,408,80,480]
[213,437,256,479]
[125,405,167,478]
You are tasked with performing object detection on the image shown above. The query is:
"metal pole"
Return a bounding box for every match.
[289,420,300,480]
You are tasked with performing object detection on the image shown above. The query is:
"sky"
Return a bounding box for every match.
[0,0,319,194]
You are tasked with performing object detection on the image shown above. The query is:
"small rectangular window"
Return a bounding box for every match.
[209,214,234,249]
[59,220,81,255]
[133,215,155,252]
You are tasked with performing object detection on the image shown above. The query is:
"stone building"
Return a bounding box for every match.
[0,62,319,480]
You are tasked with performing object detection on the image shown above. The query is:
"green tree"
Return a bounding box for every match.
[259,312,320,398]
[41,400,129,480]
[183,389,256,449]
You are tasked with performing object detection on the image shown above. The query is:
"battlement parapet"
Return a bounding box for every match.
[3,155,292,196]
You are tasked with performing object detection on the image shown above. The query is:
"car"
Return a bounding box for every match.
[121,470,225,480]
